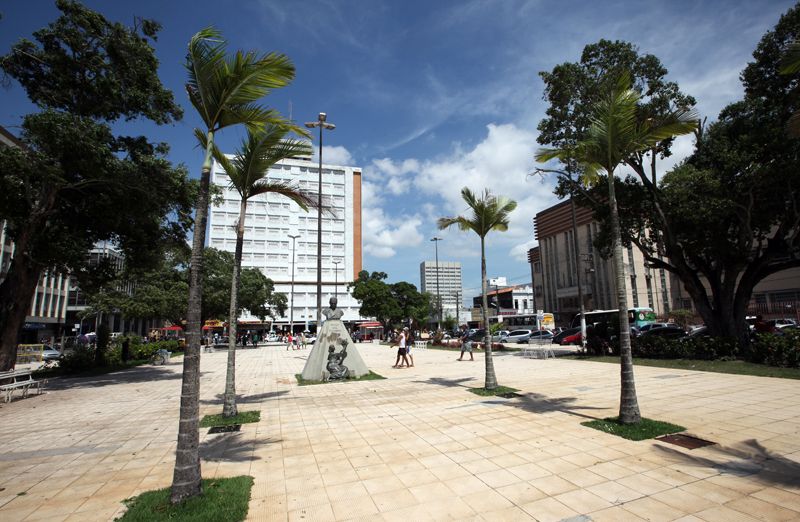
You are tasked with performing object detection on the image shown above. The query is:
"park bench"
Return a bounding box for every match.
[521,339,555,359]
[0,369,45,403]
[414,340,428,351]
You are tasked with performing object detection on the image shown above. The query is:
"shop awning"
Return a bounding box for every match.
[358,322,382,328]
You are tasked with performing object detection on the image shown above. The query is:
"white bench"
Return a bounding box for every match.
[0,369,45,403]
[414,340,428,351]
[521,339,555,359]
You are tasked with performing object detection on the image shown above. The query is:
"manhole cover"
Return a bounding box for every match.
[656,433,715,449]
[497,392,523,398]
[208,425,241,434]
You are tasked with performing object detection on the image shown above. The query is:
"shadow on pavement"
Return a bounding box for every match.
[653,438,800,487]
[46,364,192,390]
[200,390,290,405]
[509,392,605,419]
[412,376,477,388]
[200,432,281,462]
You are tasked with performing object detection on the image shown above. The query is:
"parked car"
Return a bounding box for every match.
[528,330,554,343]
[559,330,583,345]
[466,329,487,342]
[637,323,674,334]
[767,318,797,329]
[505,329,533,344]
[491,330,510,342]
[552,327,581,345]
[680,326,709,341]
[41,345,62,361]
[639,325,686,339]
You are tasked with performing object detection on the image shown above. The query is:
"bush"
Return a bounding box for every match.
[58,348,96,373]
[748,331,800,368]
[632,336,737,360]
[133,342,160,360]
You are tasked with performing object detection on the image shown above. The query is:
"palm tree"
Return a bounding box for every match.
[438,188,517,390]
[536,74,697,424]
[173,27,298,504]
[206,126,314,418]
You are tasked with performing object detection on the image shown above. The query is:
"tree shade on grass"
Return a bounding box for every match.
[295,371,386,386]
[468,385,520,397]
[582,417,685,441]
[120,476,253,522]
[199,411,260,428]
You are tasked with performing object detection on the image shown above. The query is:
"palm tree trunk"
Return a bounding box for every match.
[481,236,497,390]
[608,170,640,424]
[171,129,214,504]
[223,199,247,417]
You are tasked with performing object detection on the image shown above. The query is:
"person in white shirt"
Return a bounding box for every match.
[392,327,410,368]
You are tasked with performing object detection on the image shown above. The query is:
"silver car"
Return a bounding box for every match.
[505,329,533,343]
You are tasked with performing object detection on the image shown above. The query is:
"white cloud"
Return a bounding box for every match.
[312,145,355,166]
[362,205,424,258]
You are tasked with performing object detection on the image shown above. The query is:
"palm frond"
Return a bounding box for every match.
[780,40,800,74]
[185,27,227,129]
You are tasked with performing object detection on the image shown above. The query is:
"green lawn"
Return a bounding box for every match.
[468,385,521,397]
[120,476,253,521]
[582,417,686,441]
[200,410,260,428]
[564,355,800,380]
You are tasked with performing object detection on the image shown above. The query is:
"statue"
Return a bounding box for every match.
[326,339,349,380]
[322,296,344,321]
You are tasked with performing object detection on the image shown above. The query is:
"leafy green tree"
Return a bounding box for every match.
[391,282,430,330]
[176,27,297,503]
[0,1,193,371]
[537,74,696,424]
[349,271,401,334]
[438,188,517,390]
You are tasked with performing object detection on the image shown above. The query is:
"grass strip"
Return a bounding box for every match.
[468,385,520,397]
[119,476,253,522]
[581,417,686,441]
[200,411,260,428]
[295,371,386,386]
[564,355,800,380]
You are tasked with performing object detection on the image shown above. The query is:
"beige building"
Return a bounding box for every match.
[533,199,680,325]
[532,198,800,325]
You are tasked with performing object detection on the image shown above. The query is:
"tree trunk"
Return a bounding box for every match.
[223,199,247,417]
[608,169,640,424]
[481,236,497,390]
[0,251,42,371]
[171,130,213,504]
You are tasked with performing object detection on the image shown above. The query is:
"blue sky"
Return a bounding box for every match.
[0,0,794,299]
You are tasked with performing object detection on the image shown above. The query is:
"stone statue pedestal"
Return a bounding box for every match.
[300,319,370,381]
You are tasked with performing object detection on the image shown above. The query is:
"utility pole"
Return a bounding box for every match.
[430,237,443,330]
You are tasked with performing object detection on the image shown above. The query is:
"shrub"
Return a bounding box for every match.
[632,336,737,360]
[133,343,160,360]
[59,348,96,373]
[749,331,800,368]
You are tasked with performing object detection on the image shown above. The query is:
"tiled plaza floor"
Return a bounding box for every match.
[1,343,799,521]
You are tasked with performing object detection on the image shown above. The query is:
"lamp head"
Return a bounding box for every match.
[318,112,327,122]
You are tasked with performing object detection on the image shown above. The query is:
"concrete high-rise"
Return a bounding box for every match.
[207,155,363,332]
[420,261,462,321]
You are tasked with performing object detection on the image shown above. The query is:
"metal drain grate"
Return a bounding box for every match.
[497,392,523,398]
[656,433,715,449]
[208,424,241,434]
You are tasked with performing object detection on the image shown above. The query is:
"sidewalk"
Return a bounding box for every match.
[1,344,798,521]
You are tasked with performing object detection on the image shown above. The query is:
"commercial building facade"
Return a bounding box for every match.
[207,155,363,332]
[420,260,463,321]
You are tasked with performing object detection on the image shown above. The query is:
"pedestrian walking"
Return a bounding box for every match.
[392,327,410,368]
[457,329,474,361]
[300,332,307,349]
[286,332,293,351]
[405,328,415,367]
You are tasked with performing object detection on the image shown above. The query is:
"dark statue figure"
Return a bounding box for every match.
[326,339,349,380]
[322,296,344,321]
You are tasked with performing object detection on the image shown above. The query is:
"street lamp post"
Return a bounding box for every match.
[305,113,335,331]
[332,260,340,300]
[288,234,300,335]
[430,237,443,330]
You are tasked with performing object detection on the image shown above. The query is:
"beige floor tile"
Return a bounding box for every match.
[506,462,551,481]
[692,504,761,522]
[586,479,646,504]
[461,489,514,513]
[478,505,534,521]
[371,488,418,512]
[554,487,613,513]
[475,469,520,489]
[651,486,719,513]
[527,474,579,496]
[287,502,335,522]
[725,495,799,521]
[329,495,379,519]
[622,496,688,522]
[407,481,455,504]
[589,505,648,521]
[751,486,800,512]
[495,481,546,505]
[520,496,578,522]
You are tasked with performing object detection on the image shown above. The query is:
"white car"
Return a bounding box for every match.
[491,330,510,342]
[505,330,533,343]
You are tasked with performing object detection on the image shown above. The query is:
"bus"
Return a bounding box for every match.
[570,307,656,330]
[489,312,555,331]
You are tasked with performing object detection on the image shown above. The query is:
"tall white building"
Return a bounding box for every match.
[207,155,363,333]
[420,261,462,320]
